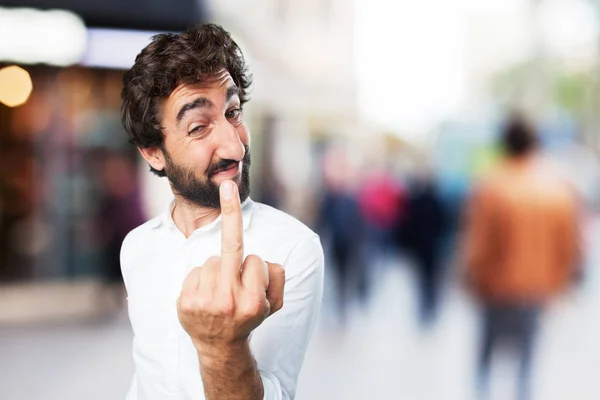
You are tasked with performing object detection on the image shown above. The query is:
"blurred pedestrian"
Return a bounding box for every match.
[358,168,406,265]
[317,145,365,326]
[463,114,581,400]
[401,172,447,327]
[318,190,364,326]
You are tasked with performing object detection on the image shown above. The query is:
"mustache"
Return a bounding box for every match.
[207,159,238,176]
[207,146,250,177]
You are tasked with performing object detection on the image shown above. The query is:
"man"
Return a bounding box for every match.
[120,24,324,400]
[401,172,446,327]
[463,114,580,400]
[316,146,365,327]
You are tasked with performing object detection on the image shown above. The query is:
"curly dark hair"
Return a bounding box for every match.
[121,24,252,176]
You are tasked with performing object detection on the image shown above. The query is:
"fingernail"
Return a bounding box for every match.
[220,181,233,199]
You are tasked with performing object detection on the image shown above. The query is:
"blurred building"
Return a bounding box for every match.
[0,2,208,283]
[0,0,380,322]
[0,2,213,322]
[203,0,363,221]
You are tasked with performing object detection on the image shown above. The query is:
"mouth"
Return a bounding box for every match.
[211,161,241,178]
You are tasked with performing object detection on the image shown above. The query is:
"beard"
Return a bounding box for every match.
[163,145,251,209]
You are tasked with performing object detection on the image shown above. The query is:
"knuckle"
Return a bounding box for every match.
[183,267,200,283]
[221,241,243,254]
[216,297,235,316]
[202,262,219,277]
[273,263,285,276]
[263,301,272,317]
[244,254,262,264]
[240,296,263,318]
[243,255,267,274]
[268,292,284,313]
[267,262,285,276]
[179,293,216,315]
[179,296,197,314]
[204,256,221,266]
[221,203,237,215]
[247,303,263,318]
[275,297,284,311]
[195,295,212,311]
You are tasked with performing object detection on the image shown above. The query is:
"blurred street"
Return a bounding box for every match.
[3,216,600,400]
[2,1,600,399]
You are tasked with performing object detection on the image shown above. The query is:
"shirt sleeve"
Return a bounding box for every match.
[250,234,325,400]
[120,231,138,399]
[119,229,137,296]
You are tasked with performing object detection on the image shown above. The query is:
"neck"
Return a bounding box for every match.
[507,151,535,164]
[171,195,221,238]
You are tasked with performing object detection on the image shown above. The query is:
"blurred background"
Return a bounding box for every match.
[2,0,600,399]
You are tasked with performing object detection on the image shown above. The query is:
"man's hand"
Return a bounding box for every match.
[177,180,285,352]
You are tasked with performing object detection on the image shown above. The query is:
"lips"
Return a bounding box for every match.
[212,161,239,176]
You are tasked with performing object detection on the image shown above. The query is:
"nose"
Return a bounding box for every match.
[213,118,245,162]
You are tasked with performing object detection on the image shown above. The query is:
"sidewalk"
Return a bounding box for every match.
[0,279,114,325]
[3,262,600,400]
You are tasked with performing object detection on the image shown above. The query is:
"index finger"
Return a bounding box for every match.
[219,180,244,280]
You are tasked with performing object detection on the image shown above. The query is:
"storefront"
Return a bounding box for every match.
[0,2,206,281]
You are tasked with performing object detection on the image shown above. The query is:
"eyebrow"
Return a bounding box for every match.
[175,85,240,125]
[226,85,240,103]
[176,97,213,124]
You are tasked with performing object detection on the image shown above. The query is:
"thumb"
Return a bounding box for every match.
[265,262,285,315]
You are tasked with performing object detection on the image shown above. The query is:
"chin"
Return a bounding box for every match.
[212,173,241,187]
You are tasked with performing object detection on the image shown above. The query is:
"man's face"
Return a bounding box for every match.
[152,70,251,208]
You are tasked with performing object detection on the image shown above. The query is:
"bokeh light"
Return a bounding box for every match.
[0,65,33,107]
[0,7,87,66]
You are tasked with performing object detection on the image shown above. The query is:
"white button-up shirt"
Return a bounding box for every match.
[120,198,324,400]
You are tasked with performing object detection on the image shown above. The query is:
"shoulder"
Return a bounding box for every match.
[250,201,318,241]
[120,216,161,267]
[247,202,323,268]
[470,162,510,197]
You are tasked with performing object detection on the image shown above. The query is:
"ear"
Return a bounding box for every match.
[138,146,166,173]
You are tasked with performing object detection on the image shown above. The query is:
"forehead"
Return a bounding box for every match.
[164,70,236,112]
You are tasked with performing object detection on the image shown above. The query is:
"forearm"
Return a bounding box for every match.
[196,340,263,400]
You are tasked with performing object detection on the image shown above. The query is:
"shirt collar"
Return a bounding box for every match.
[150,197,255,232]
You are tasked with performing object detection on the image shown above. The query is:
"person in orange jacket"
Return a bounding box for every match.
[463,113,581,400]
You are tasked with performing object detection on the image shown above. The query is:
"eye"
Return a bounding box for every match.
[188,125,207,136]
[226,107,243,125]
